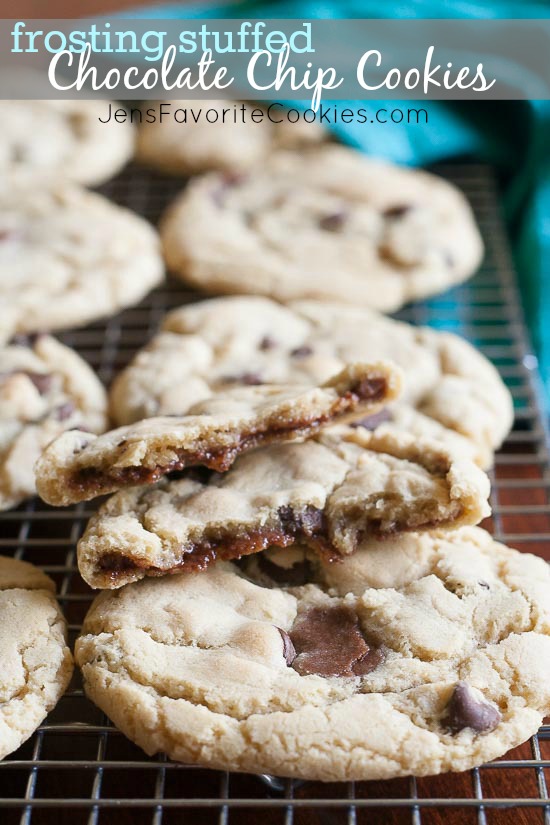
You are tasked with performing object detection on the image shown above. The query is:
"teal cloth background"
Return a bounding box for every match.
[126,0,550,408]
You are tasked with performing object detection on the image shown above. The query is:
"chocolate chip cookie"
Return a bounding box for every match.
[77,426,490,589]
[160,145,483,311]
[137,100,323,176]
[0,175,163,339]
[110,296,513,468]
[0,333,107,510]
[75,526,550,780]
[36,362,401,506]
[0,555,73,760]
[0,100,134,186]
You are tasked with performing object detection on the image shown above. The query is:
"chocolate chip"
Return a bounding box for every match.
[350,408,393,431]
[289,604,384,678]
[212,172,247,207]
[54,401,75,421]
[300,508,325,536]
[259,335,277,351]
[383,204,413,219]
[319,211,347,232]
[277,505,324,538]
[258,554,314,587]
[277,506,300,532]
[277,627,296,666]
[443,681,502,735]
[221,372,264,386]
[290,345,313,359]
[351,377,387,402]
[222,171,247,187]
[240,372,263,386]
[9,332,43,348]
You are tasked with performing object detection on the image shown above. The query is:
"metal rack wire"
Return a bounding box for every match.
[0,162,549,825]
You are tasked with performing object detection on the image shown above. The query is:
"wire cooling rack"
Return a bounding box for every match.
[0,162,549,825]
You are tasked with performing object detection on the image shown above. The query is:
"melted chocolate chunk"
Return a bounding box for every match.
[54,401,75,421]
[277,627,297,665]
[96,521,313,583]
[259,335,277,351]
[74,462,177,491]
[258,553,314,587]
[443,681,502,735]
[290,345,313,359]
[383,204,413,219]
[319,211,347,232]
[352,646,386,676]
[350,408,393,431]
[289,605,384,678]
[98,553,140,576]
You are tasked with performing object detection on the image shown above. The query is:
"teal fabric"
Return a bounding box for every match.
[125,1,550,407]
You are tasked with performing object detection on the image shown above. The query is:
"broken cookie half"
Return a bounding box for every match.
[35,362,400,506]
[77,427,490,589]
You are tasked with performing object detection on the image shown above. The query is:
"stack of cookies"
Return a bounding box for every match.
[1,99,550,783]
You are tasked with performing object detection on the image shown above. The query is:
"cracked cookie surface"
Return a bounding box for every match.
[77,426,490,589]
[0,555,73,761]
[0,175,163,339]
[160,145,483,312]
[0,333,107,510]
[0,100,134,186]
[36,362,400,506]
[137,100,324,175]
[76,526,550,780]
[110,296,513,468]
